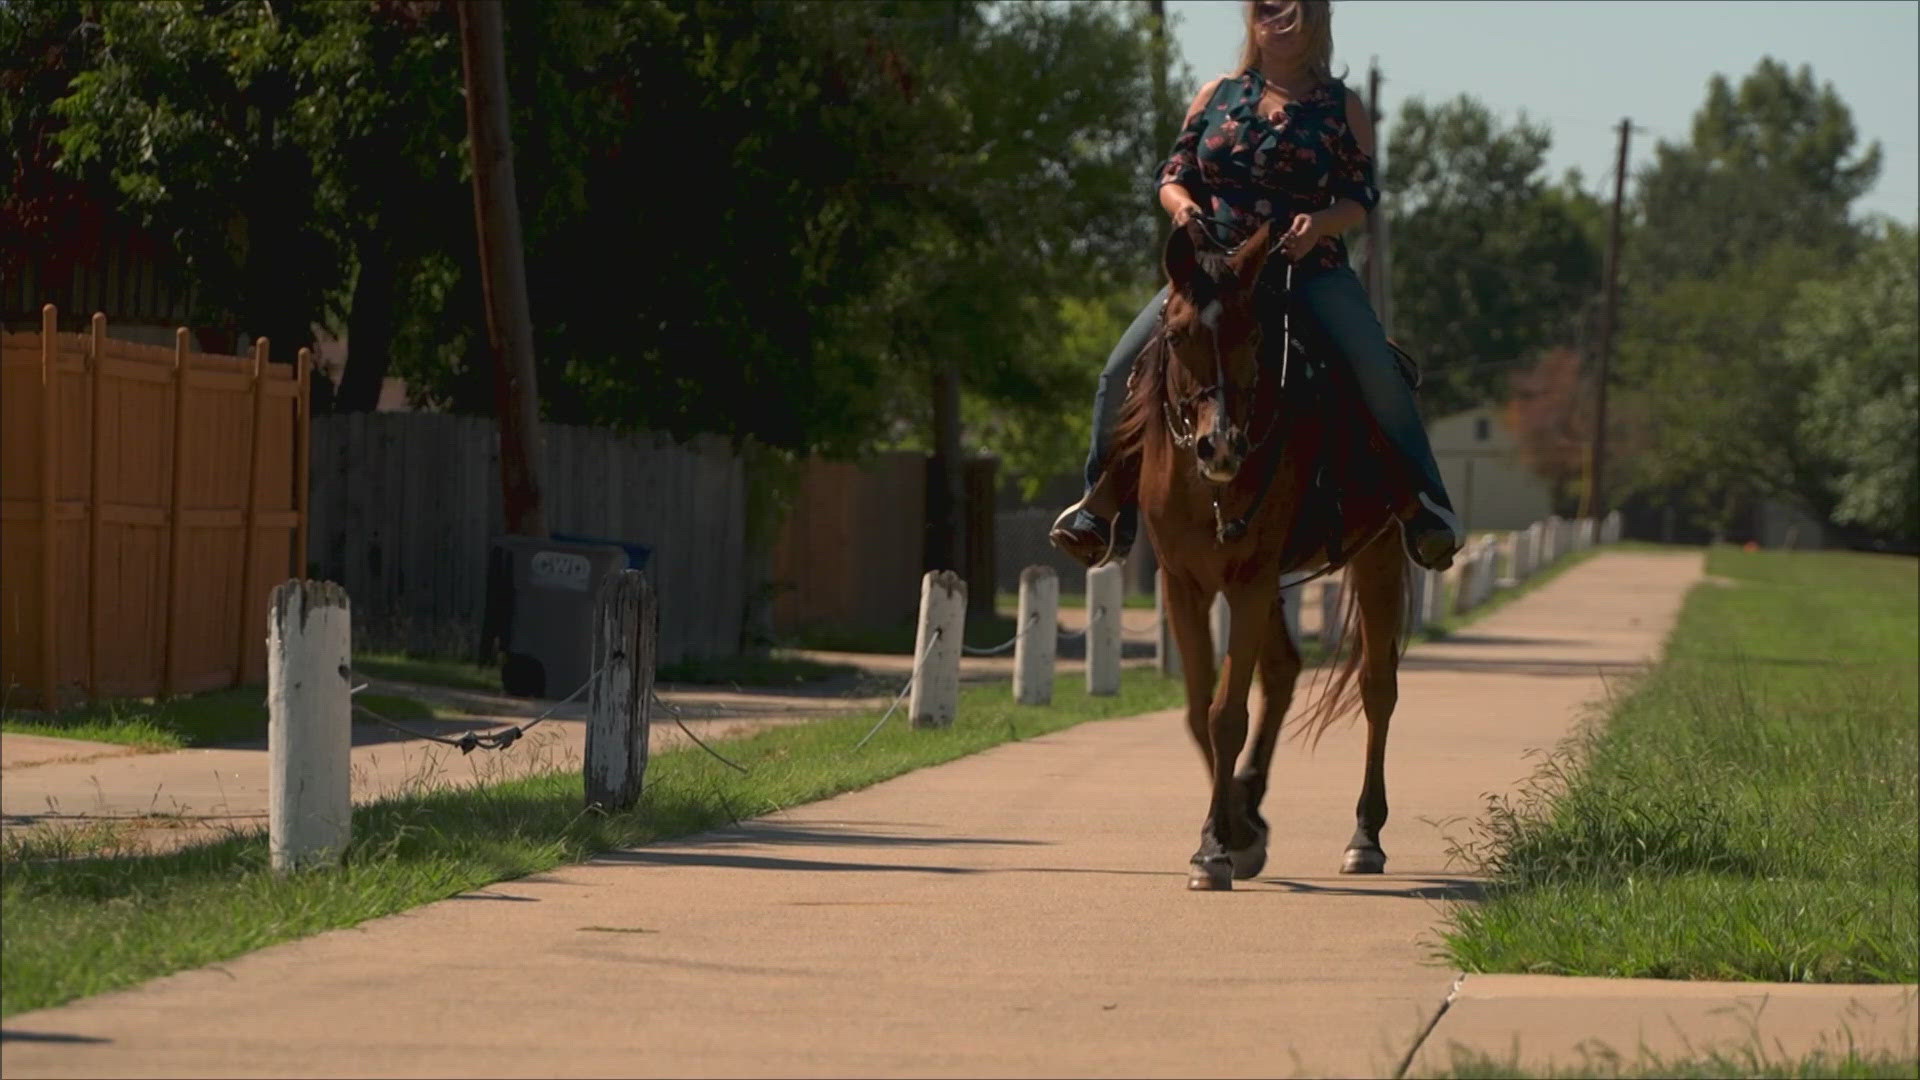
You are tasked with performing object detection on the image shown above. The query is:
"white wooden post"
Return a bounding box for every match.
[586,570,653,811]
[910,570,966,728]
[1082,557,1121,691]
[1406,561,1428,633]
[269,579,352,873]
[1319,580,1342,648]
[1014,566,1057,706]
[1280,571,1305,647]
[1086,563,1123,696]
[1210,591,1230,668]
[1450,550,1473,615]
[1426,566,1448,625]
[1155,569,1180,677]
[1480,544,1498,603]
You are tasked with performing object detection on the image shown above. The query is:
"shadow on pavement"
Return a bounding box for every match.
[1264,877,1486,902]
[590,849,979,875]
[675,821,1051,850]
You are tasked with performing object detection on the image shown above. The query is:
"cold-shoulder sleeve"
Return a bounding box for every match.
[1328,83,1380,211]
[1156,107,1208,193]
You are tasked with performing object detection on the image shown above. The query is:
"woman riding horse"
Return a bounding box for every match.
[1049,0,1462,573]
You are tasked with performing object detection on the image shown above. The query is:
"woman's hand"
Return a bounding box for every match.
[1277,211,1327,261]
[1170,199,1205,227]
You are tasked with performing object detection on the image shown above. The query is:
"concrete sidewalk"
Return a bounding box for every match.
[6,550,1910,1077]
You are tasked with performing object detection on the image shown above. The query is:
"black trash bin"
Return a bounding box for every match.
[482,535,645,698]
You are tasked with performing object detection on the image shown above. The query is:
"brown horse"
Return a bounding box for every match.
[1102,217,1416,891]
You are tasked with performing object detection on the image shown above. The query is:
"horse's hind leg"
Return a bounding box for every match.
[1342,535,1408,874]
[1226,582,1305,880]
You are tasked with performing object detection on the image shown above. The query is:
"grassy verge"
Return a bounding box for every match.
[1428,1045,1919,1079]
[2,688,449,751]
[993,589,1158,612]
[351,652,502,693]
[781,609,1023,655]
[0,667,1183,1018]
[656,650,861,687]
[1438,547,1919,983]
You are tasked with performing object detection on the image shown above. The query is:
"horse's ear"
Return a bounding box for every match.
[1162,219,1202,290]
[1233,221,1275,290]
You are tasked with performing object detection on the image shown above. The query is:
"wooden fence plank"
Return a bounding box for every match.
[235,338,267,680]
[39,305,58,707]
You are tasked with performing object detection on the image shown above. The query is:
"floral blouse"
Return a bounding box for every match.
[1156,69,1380,276]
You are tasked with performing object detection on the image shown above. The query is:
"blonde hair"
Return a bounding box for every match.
[1237,0,1335,85]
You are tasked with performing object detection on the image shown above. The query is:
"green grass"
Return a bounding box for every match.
[0,667,1184,1018]
[2,688,450,752]
[1429,1045,1919,1078]
[994,589,1158,612]
[351,652,502,693]
[1438,547,1919,984]
[656,650,862,687]
[781,609,1025,655]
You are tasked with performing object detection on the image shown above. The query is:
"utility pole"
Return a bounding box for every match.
[1585,118,1630,521]
[1148,0,1170,150]
[1366,59,1385,306]
[458,0,547,537]
[927,0,964,578]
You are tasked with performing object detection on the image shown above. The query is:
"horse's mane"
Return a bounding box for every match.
[1104,255,1239,485]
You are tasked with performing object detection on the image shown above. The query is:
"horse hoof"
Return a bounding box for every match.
[1229,827,1269,880]
[1341,846,1386,875]
[1188,856,1234,891]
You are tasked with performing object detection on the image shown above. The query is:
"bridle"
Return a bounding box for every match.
[1159,221,1299,454]
[1158,219,1302,542]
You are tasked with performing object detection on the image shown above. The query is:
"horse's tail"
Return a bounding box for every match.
[1288,560,1400,747]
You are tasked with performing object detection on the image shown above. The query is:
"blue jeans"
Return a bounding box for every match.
[1083,265,1452,508]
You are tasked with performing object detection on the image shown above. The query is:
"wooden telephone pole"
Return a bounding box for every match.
[458,0,547,537]
[1365,59,1389,328]
[1585,118,1631,520]
[927,1,965,579]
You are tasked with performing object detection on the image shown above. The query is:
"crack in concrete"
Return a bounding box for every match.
[1395,972,1466,1080]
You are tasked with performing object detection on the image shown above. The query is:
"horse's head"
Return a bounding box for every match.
[1160,217,1275,483]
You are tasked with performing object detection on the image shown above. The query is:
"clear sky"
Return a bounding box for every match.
[1165,0,1920,223]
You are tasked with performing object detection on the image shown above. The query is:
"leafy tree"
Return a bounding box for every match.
[1614,59,1888,536]
[16,0,1175,477]
[1629,57,1882,295]
[1384,95,1603,415]
[45,0,360,367]
[1784,221,1919,543]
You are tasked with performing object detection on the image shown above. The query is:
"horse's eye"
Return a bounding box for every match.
[1167,327,1187,346]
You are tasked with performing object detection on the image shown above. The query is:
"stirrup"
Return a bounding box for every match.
[1403,493,1463,571]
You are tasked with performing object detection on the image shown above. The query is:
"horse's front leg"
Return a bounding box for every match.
[1225,579,1306,881]
[1159,568,1218,770]
[1189,576,1276,891]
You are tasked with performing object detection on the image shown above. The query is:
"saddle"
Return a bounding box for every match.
[1258,321,1420,571]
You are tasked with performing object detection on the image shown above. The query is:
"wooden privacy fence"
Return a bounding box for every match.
[1,306,309,709]
[308,413,746,666]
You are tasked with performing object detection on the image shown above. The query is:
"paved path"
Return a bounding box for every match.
[5,551,1913,1077]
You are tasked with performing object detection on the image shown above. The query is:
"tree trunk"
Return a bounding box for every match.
[334,232,398,413]
[458,0,547,538]
[926,363,963,574]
